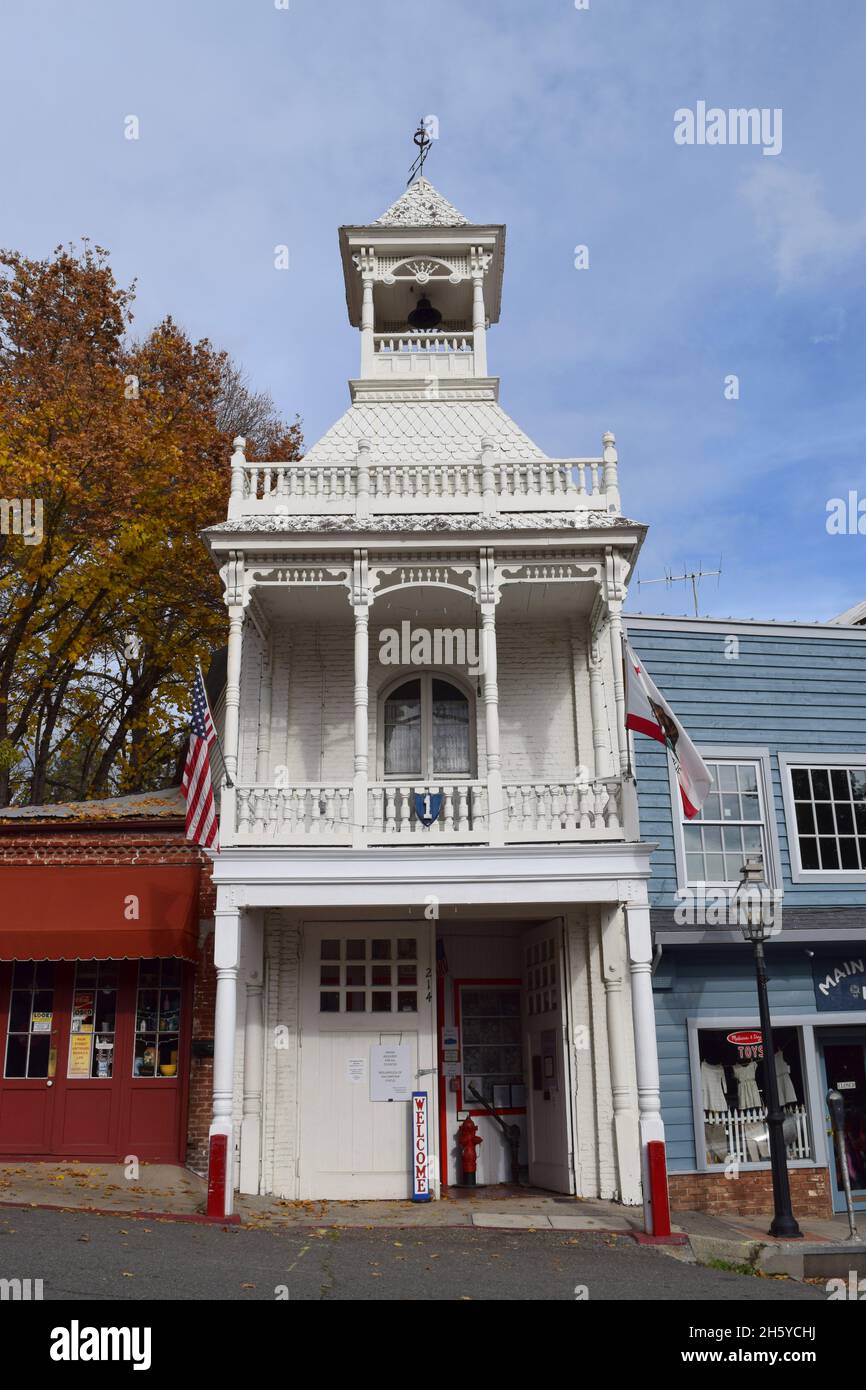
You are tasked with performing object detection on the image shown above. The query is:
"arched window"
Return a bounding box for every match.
[382,675,473,779]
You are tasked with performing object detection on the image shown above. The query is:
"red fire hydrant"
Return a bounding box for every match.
[457,1116,483,1186]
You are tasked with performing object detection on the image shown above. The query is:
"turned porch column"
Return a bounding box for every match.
[255,641,273,784]
[599,905,641,1206]
[208,903,241,1218]
[625,902,667,1233]
[480,600,503,845]
[353,601,370,847]
[223,583,245,784]
[471,248,488,377]
[607,600,629,774]
[239,910,265,1195]
[360,255,375,376]
[588,629,614,780]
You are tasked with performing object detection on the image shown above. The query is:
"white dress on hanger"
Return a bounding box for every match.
[775,1049,798,1106]
[733,1060,762,1110]
[701,1060,728,1110]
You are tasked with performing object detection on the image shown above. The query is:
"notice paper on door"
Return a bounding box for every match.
[346,1056,367,1085]
[370,1043,412,1102]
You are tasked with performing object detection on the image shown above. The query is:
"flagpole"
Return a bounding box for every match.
[196,657,234,789]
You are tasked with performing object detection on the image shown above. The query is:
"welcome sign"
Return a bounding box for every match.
[411,1091,431,1202]
[812,956,866,1013]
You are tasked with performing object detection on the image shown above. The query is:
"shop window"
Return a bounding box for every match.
[318,937,419,1013]
[458,984,524,1111]
[681,759,768,885]
[788,764,866,873]
[68,962,119,1079]
[4,962,56,1079]
[697,1026,812,1167]
[132,959,182,1079]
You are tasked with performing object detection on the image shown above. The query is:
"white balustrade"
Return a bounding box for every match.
[367,782,487,842]
[229,778,625,847]
[504,779,622,841]
[234,784,353,843]
[227,456,616,519]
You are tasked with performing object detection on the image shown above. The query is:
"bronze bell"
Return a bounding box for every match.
[407,294,442,331]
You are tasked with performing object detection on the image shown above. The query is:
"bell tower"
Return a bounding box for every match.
[338,176,505,387]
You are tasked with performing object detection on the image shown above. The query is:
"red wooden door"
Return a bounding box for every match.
[50,961,135,1157]
[0,961,68,1154]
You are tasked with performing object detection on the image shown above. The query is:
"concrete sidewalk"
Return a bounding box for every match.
[1,1162,863,1277]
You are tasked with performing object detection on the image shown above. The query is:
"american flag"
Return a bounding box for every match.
[182,663,219,851]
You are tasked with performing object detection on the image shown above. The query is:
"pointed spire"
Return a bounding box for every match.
[373,177,469,228]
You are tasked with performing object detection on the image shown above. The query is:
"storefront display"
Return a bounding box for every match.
[696,1025,811,1167]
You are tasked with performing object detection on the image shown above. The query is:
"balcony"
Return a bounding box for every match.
[227,444,620,521]
[221,777,625,849]
[371,330,475,379]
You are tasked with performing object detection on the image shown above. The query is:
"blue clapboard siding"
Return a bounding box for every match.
[625,624,866,908]
[654,946,818,1170]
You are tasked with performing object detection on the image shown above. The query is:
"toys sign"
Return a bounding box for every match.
[412,1091,431,1202]
[726,1029,763,1059]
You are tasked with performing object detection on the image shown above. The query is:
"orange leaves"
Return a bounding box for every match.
[0,241,301,805]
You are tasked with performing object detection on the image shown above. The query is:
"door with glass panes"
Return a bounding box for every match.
[522,920,575,1193]
[0,958,192,1160]
[298,924,436,1199]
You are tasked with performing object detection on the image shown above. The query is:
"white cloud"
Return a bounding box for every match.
[742,166,866,288]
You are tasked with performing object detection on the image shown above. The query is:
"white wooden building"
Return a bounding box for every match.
[202,176,665,1222]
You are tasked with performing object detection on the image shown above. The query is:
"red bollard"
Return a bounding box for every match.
[647,1139,671,1237]
[206,1132,228,1219]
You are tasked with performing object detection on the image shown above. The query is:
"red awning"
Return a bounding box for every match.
[0,865,200,961]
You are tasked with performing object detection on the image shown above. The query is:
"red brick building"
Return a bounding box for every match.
[0,790,215,1170]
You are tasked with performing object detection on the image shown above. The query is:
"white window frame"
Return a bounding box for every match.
[778,752,866,884]
[670,746,782,892]
[376,670,477,781]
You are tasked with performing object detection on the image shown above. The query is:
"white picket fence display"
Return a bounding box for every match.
[704,1104,811,1163]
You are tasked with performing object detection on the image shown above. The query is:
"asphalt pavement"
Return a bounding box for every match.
[0,1205,825,1302]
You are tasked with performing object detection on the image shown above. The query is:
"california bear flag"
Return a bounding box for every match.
[623,639,712,820]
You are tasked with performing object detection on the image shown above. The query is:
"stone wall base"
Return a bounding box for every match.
[669,1166,833,1219]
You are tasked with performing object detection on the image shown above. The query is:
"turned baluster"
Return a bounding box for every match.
[521,784,534,834]
[442,785,454,834]
[338,786,351,835]
[253,787,266,835]
[535,782,549,831]
[309,787,321,837]
[505,783,518,836]
[605,781,621,829]
[578,783,593,830]
[371,785,384,835]
[471,783,486,831]
[456,784,469,833]
[563,782,577,831]
[267,789,280,835]
[322,787,336,834]
[398,787,411,836]
[237,788,252,834]
[384,785,396,833]
[593,782,608,829]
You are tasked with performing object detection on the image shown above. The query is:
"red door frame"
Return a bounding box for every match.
[0,959,193,1163]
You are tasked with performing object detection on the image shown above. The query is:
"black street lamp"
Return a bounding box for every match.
[734,860,802,1239]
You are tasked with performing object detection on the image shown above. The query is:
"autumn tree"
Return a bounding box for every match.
[0,242,302,806]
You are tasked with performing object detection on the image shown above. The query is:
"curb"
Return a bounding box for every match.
[0,1198,241,1226]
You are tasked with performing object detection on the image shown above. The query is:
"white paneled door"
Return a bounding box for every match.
[522,919,575,1193]
[298,924,436,1199]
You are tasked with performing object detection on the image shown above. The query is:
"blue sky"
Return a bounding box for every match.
[3,0,864,620]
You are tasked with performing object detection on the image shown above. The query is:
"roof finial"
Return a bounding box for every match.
[407,118,433,185]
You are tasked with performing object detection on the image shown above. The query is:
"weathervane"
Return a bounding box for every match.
[407,119,432,185]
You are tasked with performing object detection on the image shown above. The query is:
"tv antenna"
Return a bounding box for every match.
[408,119,433,184]
[637,561,722,617]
